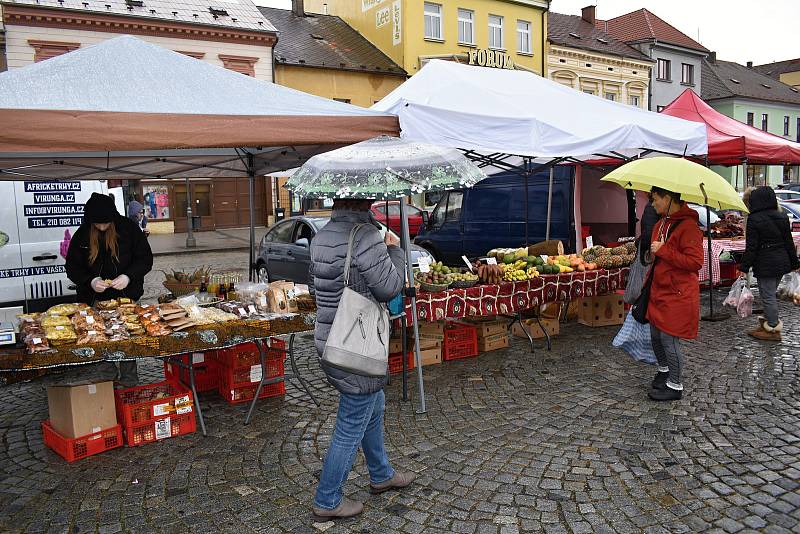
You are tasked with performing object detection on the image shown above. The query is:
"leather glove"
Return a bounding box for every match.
[90,277,108,293]
[111,274,130,290]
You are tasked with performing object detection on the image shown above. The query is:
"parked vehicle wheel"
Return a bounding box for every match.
[256,263,270,283]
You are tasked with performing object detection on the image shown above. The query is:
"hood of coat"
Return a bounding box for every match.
[664,203,700,224]
[127,200,144,219]
[748,186,779,214]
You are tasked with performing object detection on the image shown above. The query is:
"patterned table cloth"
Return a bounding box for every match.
[406,269,629,323]
[700,233,800,283]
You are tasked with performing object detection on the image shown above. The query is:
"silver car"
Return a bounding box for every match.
[255,216,435,284]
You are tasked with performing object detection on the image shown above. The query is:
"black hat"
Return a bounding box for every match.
[84,192,118,224]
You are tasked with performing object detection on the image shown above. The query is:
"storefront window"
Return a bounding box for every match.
[142,185,170,220]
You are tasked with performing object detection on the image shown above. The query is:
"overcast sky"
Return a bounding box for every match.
[255,0,798,66]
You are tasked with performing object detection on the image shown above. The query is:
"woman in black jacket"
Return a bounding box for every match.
[738,186,800,341]
[66,193,154,383]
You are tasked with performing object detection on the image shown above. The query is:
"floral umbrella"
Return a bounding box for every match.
[286,135,487,200]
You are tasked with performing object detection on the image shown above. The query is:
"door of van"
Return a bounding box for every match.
[0,182,25,305]
[424,191,464,264]
[462,183,521,257]
[11,180,106,310]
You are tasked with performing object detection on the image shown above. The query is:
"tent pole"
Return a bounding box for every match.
[248,153,256,282]
[524,159,529,245]
[701,197,730,322]
[545,166,554,241]
[400,199,426,414]
[185,176,196,248]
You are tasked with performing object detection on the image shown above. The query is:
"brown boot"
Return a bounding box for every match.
[311,497,364,522]
[748,320,782,342]
[369,471,417,494]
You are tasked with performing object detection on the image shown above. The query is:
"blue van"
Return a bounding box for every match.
[414,167,575,264]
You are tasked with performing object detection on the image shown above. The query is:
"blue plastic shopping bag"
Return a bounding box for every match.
[388,293,404,317]
[612,312,657,364]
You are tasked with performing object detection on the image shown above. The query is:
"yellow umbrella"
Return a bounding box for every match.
[601,157,748,213]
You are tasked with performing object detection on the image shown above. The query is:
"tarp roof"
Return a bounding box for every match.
[661,89,800,166]
[0,35,399,180]
[372,59,707,162]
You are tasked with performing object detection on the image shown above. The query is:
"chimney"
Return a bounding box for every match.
[292,0,304,17]
[707,51,716,64]
[581,5,596,25]
[746,61,753,68]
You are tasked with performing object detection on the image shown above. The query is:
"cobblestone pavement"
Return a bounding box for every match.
[1,296,798,533]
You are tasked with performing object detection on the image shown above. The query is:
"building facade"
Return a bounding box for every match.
[0,0,278,233]
[304,0,549,76]
[547,7,651,109]
[755,58,800,91]
[598,8,708,112]
[703,56,800,188]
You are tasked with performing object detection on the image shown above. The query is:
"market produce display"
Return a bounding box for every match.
[710,212,745,239]
[581,243,637,270]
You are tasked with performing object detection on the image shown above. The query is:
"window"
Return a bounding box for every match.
[516,20,531,54]
[142,185,170,220]
[605,93,616,101]
[583,89,594,95]
[657,58,671,81]
[294,222,315,243]
[266,221,295,243]
[797,118,800,143]
[762,113,768,132]
[444,191,463,222]
[629,95,640,107]
[488,15,504,50]
[656,105,665,112]
[681,63,694,85]
[333,98,351,104]
[746,112,754,126]
[28,40,80,62]
[424,3,442,40]
[784,116,791,136]
[218,54,258,76]
[458,9,474,44]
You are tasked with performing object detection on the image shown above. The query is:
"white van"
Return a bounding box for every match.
[0,180,107,312]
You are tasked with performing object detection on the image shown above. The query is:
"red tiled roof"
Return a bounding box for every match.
[595,8,709,53]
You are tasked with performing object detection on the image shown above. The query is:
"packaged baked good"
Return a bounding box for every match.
[46,303,80,316]
[76,330,108,345]
[25,335,51,353]
[41,314,72,328]
[96,299,119,310]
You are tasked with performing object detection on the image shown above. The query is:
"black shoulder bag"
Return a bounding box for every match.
[631,219,683,324]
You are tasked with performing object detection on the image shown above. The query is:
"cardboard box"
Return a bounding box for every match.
[419,346,442,366]
[47,380,117,439]
[418,321,445,336]
[462,317,509,339]
[539,302,561,319]
[578,294,625,327]
[477,333,509,352]
[512,318,560,339]
[389,337,404,354]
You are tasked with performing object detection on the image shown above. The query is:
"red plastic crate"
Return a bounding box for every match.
[443,322,479,361]
[114,381,195,430]
[41,421,122,462]
[163,353,219,393]
[615,290,632,311]
[125,413,196,447]
[213,339,285,368]
[389,351,416,374]
[219,381,286,404]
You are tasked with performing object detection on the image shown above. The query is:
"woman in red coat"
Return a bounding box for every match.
[646,187,704,401]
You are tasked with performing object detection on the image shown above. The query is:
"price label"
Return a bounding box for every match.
[259,296,267,307]
[154,418,171,440]
[192,353,204,364]
[418,257,431,273]
[248,305,257,314]
[462,256,474,272]
[250,364,263,383]
[86,316,95,324]
[540,255,549,263]
[486,257,497,265]
[585,236,594,249]
[87,330,97,336]
[153,403,171,417]
[55,325,65,330]
[238,307,247,316]
[32,337,42,344]
[111,324,120,330]
[175,395,193,415]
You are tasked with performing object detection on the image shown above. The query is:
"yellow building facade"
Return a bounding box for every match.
[274,65,404,108]
[305,0,549,76]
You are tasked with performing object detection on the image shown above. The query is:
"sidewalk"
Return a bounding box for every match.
[147,226,267,256]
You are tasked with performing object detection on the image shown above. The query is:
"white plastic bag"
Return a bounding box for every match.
[723,278,745,308]
[781,271,800,305]
[736,285,754,318]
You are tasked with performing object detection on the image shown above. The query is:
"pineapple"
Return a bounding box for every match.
[611,245,627,256]
[623,253,636,265]
[596,247,611,257]
[625,242,637,254]
[596,256,611,269]
[583,253,597,264]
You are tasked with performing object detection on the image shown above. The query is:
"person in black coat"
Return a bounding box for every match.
[738,186,800,341]
[638,198,660,265]
[66,192,154,384]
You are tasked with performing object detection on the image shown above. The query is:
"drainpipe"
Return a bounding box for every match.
[541,1,551,76]
[648,42,655,111]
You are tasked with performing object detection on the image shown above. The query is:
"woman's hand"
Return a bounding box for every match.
[111,274,130,290]
[384,232,400,247]
[90,277,109,293]
[650,240,664,255]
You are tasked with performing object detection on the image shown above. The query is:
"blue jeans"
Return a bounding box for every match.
[313,390,394,510]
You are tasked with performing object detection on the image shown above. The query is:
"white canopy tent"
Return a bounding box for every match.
[372,59,709,246]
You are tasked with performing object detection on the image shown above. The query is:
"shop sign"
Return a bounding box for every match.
[362,0,386,12]
[467,49,515,70]
[392,0,402,45]
[376,6,390,28]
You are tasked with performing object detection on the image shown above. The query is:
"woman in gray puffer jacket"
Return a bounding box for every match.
[308,199,416,521]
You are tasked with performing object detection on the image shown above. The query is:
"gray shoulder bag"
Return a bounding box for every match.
[321,224,390,377]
